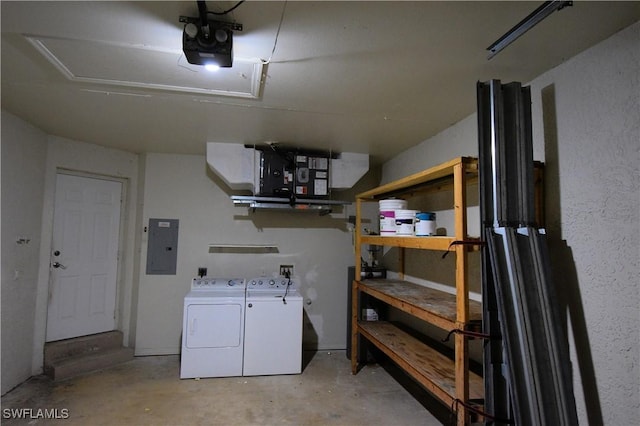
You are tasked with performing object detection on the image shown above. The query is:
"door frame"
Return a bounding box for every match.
[32,143,140,378]
[46,170,128,340]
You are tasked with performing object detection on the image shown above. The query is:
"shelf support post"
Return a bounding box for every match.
[351,197,363,373]
[454,162,470,426]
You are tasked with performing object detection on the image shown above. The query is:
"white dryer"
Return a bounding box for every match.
[243,276,303,376]
[180,277,246,379]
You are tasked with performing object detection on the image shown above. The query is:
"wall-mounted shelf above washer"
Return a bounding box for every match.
[231,196,350,215]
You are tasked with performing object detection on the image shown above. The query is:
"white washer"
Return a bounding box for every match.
[243,276,303,376]
[180,277,246,379]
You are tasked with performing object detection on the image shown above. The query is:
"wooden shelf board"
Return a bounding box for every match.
[361,235,455,251]
[358,321,484,405]
[358,279,482,329]
[356,157,478,200]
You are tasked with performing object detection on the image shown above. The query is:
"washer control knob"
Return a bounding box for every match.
[269,279,275,286]
[228,280,235,286]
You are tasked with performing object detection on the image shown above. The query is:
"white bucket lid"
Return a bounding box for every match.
[395,209,418,218]
[379,198,407,208]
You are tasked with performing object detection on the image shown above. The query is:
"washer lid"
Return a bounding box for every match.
[246,289,301,300]
[185,290,246,301]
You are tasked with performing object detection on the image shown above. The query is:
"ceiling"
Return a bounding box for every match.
[2,1,639,165]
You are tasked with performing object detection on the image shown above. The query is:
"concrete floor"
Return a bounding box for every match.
[1,351,446,425]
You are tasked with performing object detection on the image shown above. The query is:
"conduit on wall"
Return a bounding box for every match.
[208,244,279,254]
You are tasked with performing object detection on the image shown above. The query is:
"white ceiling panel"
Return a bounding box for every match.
[26,35,264,98]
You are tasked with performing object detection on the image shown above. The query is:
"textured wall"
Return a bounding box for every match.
[528,21,640,425]
[1,111,47,394]
[381,21,639,425]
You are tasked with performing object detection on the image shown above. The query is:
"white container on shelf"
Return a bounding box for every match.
[415,212,437,236]
[395,209,418,236]
[379,199,407,236]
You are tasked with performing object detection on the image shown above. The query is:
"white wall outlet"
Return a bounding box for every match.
[279,264,294,276]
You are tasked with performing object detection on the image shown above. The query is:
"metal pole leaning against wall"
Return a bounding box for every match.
[477,79,578,426]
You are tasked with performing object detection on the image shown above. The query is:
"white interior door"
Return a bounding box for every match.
[46,173,122,342]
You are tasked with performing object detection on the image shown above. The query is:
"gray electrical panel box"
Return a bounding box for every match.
[146,218,179,275]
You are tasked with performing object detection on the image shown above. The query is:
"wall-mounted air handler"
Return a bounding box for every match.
[206,142,369,213]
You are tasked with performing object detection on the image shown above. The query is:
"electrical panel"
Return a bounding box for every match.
[146,219,179,275]
[258,149,330,199]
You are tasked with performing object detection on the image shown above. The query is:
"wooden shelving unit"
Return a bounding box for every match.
[350,156,481,425]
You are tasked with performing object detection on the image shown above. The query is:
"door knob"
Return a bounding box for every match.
[52,262,67,269]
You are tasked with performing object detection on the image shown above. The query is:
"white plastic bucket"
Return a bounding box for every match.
[395,209,418,236]
[415,212,436,236]
[379,199,407,236]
